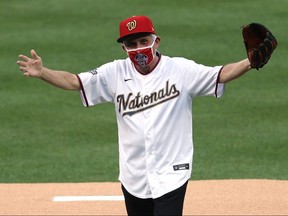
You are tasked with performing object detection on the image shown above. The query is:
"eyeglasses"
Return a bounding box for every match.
[123,35,157,50]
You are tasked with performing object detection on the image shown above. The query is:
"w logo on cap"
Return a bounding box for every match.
[126,20,137,31]
[117,15,156,43]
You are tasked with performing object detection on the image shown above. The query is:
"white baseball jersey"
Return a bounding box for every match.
[77,53,225,199]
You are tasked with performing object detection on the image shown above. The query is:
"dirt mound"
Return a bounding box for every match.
[0,179,287,215]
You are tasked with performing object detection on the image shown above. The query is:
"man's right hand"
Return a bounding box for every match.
[17,49,43,78]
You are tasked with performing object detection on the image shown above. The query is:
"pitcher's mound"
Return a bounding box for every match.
[0,179,287,215]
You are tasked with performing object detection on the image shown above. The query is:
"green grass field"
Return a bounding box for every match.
[0,0,287,183]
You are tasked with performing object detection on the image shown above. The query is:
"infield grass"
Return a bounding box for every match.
[0,0,287,182]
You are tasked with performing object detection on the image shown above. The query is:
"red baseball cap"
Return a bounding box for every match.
[117,15,156,43]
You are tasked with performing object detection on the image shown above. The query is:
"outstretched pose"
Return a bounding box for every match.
[17,16,276,216]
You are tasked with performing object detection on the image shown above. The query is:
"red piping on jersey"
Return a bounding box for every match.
[76,74,89,107]
[215,66,224,98]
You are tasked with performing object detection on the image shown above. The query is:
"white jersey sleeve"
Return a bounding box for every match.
[175,57,224,98]
[77,61,119,107]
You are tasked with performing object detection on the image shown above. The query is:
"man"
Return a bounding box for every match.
[17,15,262,216]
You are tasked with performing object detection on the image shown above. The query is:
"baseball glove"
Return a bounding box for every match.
[242,23,277,70]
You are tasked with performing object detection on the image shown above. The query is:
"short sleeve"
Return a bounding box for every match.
[182,59,225,98]
[77,62,117,107]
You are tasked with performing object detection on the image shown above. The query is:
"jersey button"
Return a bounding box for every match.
[144,111,150,118]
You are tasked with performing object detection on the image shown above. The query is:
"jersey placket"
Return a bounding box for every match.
[142,81,158,195]
[143,108,157,191]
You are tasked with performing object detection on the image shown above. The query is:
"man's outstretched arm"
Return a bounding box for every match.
[219,58,251,83]
[17,49,80,90]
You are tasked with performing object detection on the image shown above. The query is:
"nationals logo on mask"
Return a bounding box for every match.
[126,39,156,68]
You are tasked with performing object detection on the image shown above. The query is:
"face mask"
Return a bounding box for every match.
[126,39,156,68]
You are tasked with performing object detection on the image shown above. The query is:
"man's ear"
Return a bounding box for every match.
[155,36,161,48]
[121,44,127,51]
[156,36,161,44]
